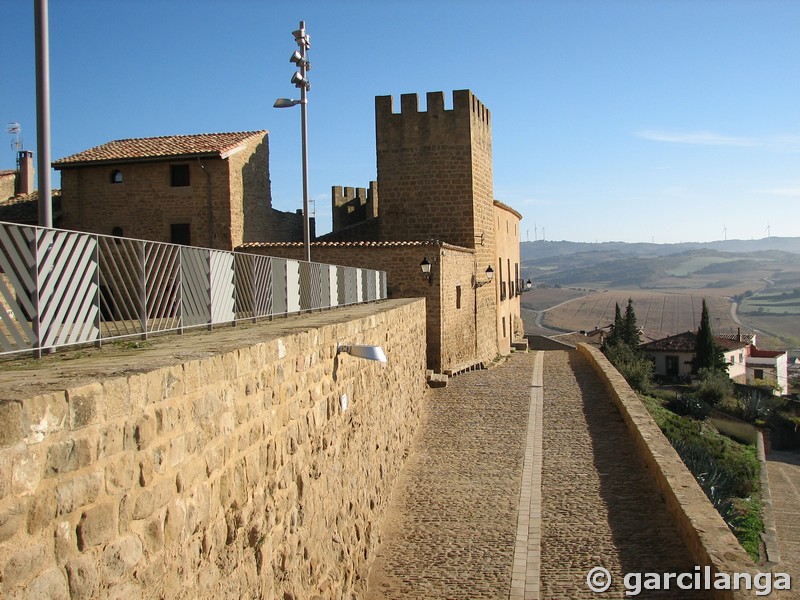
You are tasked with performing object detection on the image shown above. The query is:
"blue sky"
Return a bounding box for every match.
[3,0,799,243]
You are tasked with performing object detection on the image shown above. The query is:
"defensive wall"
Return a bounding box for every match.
[577,343,761,600]
[0,299,426,599]
[239,242,489,374]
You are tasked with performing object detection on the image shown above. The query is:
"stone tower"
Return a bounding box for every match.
[374,89,498,363]
[374,90,494,253]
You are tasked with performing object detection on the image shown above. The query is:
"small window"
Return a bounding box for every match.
[111,226,124,237]
[502,317,507,338]
[170,164,190,187]
[111,170,123,184]
[170,223,191,245]
[456,285,462,309]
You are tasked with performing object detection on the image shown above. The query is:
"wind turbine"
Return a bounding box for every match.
[723,226,727,241]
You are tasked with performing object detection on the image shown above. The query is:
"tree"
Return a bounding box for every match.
[622,298,640,348]
[693,299,726,373]
[605,302,624,347]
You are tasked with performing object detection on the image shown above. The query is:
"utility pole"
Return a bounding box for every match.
[35,0,52,228]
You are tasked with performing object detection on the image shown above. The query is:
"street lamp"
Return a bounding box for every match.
[274,20,312,263]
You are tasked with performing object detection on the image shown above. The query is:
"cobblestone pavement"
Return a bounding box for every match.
[540,350,706,599]
[767,451,800,588]
[365,352,538,599]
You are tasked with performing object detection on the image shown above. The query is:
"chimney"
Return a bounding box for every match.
[16,150,35,196]
[737,327,741,342]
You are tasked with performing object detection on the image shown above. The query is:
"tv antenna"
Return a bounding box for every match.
[7,122,22,152]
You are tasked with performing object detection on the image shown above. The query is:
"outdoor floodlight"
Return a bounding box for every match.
[273,98,301,108]
[337,344,387,363]
[291,72,309,89]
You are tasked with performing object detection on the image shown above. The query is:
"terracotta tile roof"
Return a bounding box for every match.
[53,131,267,167]
[0,190,62,225]
[717,332,757,344]
[0,169,16,177]
[640,330,748,353]
[238,240,473,252]
[749,346,785,358]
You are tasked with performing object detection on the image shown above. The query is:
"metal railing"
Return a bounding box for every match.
[0,221,387,357]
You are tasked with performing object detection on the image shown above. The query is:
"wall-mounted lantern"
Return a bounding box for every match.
[474,265,494,288]
[525,279,533,291]
[420,257,432,285]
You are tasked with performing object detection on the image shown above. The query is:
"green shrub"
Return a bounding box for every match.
[694,367,734,406]
[602,341,653,394]
[666,393,712,420]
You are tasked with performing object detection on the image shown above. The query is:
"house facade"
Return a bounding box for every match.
[640,331,749,381]
[746,347,789,396]
[52,131,306,251]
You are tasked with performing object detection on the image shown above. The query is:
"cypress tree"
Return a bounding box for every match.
[622,298,640,348]
[605,302,623,347]
[693,299,725,372]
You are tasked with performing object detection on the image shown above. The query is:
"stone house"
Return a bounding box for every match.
[640,330,749,381]
[52,131,307,251]
[0,150,63,226]
[241,90,525,374]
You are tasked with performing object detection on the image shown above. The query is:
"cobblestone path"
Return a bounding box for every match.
[767,451,800,589]
[365,352,538,599]
[540,350,706,599]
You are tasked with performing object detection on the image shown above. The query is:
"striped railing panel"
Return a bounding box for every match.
[0,221,386,357]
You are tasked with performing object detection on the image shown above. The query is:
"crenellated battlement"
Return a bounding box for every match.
[375,89,491,127]
[332,181,378,233]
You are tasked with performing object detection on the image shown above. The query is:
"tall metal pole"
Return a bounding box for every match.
[35,0,52,228]
[297,21,311,263]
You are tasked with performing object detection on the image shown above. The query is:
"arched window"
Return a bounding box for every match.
[111,170,123,184]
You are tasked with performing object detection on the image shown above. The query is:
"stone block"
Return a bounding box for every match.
[21,392,68,443]
[102,534,143,580]
[133,413,156,451]
[102,377,131,420]
[65,555,99,600]
[105,452,136,495]
[132,477,175,520]
[55,472,103,516]
[0,401,24,448]
[164,499,186,545]
[0,499,28,543]
[97,423,125,459]
[2,542,48,590]
[77,502,118,550]
[17,567,68,600]
[67,382,103,429]
[46,437,93,476]
[12,446,43,495]
[26,485,56,535]
[54,520,79,564]
[141,513,165,553]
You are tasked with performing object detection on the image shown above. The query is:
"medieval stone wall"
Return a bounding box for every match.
[240,244,482,374]
[0,299,426,599]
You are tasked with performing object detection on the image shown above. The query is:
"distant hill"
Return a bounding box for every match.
[521,236,800,262]
[521,237,800,290]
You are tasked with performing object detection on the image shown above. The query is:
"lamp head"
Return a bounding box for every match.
[420,257,432,275]
[273,98,300,108]
[526,279,533,290]
[485,266,494,282]
[337,344,387,363]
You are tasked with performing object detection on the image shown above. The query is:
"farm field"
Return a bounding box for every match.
[539,291,738,337]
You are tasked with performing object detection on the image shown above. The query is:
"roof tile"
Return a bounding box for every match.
[53,131,266,166]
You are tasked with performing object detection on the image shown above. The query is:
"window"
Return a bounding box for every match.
[111,226,124,237]
[665,355,679,377]
[111,170,123,184]
[456,285,462,309]
[502,317,507,338]
[754,369,764,380]
[170,223,191,245]
[170,164,190,187]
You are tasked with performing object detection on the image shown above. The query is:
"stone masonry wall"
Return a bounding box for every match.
[239,244,482,374]
[58,153,234,250]
[0,299,426,599]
